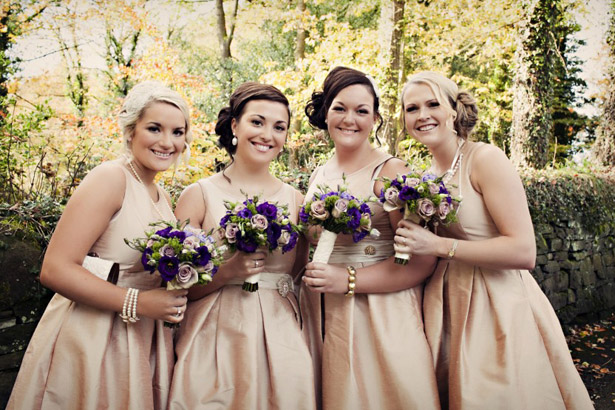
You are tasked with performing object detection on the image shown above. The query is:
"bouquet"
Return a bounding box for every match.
[300,183,379,264]
[219,196,302,292]
[379,171,460,264]
[125,221,225,326]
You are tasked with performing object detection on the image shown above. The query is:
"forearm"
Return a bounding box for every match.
[433,235,536,270]
[353,254,436,294]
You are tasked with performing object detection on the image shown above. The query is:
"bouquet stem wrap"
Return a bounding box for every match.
[242,274,260,292]
[312,229,338,264]
[394,208,422,265]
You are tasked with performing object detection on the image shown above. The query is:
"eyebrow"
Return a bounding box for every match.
[249,113,288,125]
[146,121,185,130]
[332,101,371,109]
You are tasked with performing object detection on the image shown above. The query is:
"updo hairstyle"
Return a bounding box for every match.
[401,71,478,140]
[215,82,291,158]
[118,81,193,159]
[304,66,383,136]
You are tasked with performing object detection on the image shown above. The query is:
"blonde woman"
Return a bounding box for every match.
[394,71,593,409]
[8,81,191,410]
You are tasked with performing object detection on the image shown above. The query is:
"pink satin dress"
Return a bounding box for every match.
[7,160,176,410]
[300,149,440,410]
[424,141,593,409]
[168,175,316,410]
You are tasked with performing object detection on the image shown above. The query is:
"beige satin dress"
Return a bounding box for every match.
[7,161,176,410]
[300,149,440,410]
[168,176,316,410]
[424,142,593,409]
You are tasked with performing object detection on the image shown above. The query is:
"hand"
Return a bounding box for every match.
[138,288,188,324]
[219,250,267,281]
[302,262,348,294]
[394,219,441,257]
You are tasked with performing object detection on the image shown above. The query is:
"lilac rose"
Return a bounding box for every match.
[437,201,451,219]
[251,214,269,230]
[332,199,349,218]
[309,200,329,221]
[159,244,176,258]
[383,187,403,211]
[405,177,420,188]
[417,198,436,219]
[428,182,440,195]
[225,223,239,243]
[167,263,199,290]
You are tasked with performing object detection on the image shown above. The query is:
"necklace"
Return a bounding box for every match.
[127,160,173,220]
[441,139,465,185]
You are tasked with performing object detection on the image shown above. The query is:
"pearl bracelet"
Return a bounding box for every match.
[119,288,140,323]
[345,266,357,297]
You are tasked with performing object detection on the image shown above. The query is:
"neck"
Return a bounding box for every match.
[332,141,376,174]
[223,160,275,193]
[128,160,157,186]
[430,136,461,176]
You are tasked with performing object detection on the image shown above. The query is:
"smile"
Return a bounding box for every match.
[337,128,358,134]
[252,142,272,152]
[152,150,174,158]
[416,124,437,132]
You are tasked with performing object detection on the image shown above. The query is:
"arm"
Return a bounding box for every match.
[40,163,187,324]
[174,182,267,301]
[394,144,536,270]
[303,158,437,294]
[291,189,309,277]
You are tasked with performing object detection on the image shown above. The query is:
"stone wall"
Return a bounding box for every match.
[533,221,615,324]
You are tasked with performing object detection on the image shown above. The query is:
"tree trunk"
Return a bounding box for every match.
[592,0,615,167]
[215,0,239,59]
[295,0,306,61]
[385,0,404,156]
[510,0,558,169]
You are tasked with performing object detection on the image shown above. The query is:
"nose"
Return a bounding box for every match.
[159,130,173,148]
[342,111,355,125]
[417,106,430,120]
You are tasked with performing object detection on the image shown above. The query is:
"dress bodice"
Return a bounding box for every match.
[305,149,395,265]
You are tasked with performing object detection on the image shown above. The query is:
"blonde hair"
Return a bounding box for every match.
[400,71,478,140]
[118,81,193,162]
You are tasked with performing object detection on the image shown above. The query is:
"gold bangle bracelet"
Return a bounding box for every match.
[447,239,459,259]
[345,266,357,297]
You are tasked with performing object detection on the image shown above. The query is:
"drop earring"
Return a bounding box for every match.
[231,134,238,146]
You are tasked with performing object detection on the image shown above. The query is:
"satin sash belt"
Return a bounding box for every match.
[227,272,295,297]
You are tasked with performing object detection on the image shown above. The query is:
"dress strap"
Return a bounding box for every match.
[370,155,395,193]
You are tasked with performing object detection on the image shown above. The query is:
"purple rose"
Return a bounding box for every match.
[347,207,361,230]
[309,200,329,221]
[159,244,176,258]
[417,198,436,219]
[282,231,298,253]
[251,214,269,230]
[194,245,211,266]
[405,177,420,188]
[383,187,403,211]
[422,173,437,182]
[158,255,180,281]
[173,263,199,289]
[331,199,349,218]
[266,223,282,249]
[155,226,172,238]
[437,201,451,219]
[256,202,278,220]
[141,248,155,273]
[225,223,239,243]
[428,182,440,195]
[238,207,253,219]
[183,235,199,250]
[299,206,309,223]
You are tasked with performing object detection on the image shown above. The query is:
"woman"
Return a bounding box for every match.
[394,71,593,409]
[8,81,192,410]
[168,82,315,410]
[301,66,440,410]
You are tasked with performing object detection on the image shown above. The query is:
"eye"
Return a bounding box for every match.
[428,101,440,108]
[357,108,370,115]
[251,119,263,126]
[147,126,161,132]
[405,106,417,113]
[173,129,185,137]
[332,106,344,112]
[275,124,287,132]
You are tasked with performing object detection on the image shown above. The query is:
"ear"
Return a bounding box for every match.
[231,118,237,136]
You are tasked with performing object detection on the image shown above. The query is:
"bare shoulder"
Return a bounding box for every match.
[377,157,407,180]
[71,161,126,205]
[469,142,522,193]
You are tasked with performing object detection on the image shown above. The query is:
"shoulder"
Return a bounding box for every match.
[468,142,521,193]
[76,160,126,199]
[377,156,407,180]
[283,182,304,204]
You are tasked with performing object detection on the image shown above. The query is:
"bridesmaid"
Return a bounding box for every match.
[8,81,192,410]
[394,71,593,409]
[168,82,316,409]
[301,66,440,410]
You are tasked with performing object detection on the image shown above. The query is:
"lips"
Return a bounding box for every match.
[337,127,358,134]
[252,142,272,152]
[152,150,174,158]
[416,124,437,132]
